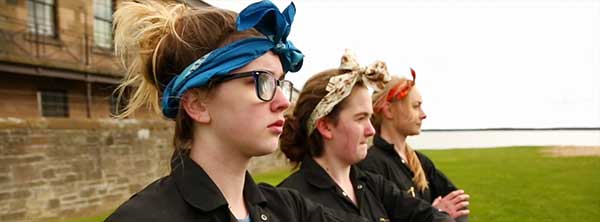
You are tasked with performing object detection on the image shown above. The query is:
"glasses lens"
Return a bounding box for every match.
[280,80,293,101]
[257,72,276,101]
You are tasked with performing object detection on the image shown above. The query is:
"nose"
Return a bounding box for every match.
[420,108,427,120]
[365,120,376,137]
[270,87,291,113]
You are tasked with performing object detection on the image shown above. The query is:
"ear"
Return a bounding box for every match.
[181,91,211,124]
[315,118,334,140]
[380,101,395,119]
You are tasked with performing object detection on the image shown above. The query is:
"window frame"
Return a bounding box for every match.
[38,89,70,117]
[27,0,58,37]
[93,0,114,49]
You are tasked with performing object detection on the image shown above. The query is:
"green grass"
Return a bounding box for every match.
[39,212,110,222]
[62,146,600,221]
[253,167,296,186]
[420,146,600,222]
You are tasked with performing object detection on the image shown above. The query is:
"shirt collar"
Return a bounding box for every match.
[300,155,367,189]
[373,135,396,154]
[171,153,267,212]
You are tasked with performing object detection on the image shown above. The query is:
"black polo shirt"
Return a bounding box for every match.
[105,154,368,222]
[357,135,468,222]
[278,157,453,222]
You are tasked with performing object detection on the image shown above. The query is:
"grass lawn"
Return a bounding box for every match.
[41,213,111,222]
[251,146,600,222]
[62,146,600,221]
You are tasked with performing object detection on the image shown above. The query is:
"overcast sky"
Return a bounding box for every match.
[206,0,600,129]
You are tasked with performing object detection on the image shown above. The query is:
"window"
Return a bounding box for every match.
[94,0,113,48]
[39,90,69,117]
[27,0,56,36]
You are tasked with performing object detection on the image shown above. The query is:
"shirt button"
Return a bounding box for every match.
[401,159,406,164]
[357,184,363,189]
[342,191,347,196]
[260,214,268,221]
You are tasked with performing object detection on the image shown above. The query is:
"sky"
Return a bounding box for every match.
[206,0,600,129]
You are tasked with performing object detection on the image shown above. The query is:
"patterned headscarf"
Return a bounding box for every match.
[306,49,391,134]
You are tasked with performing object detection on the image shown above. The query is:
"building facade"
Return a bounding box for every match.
[0,0,209,119]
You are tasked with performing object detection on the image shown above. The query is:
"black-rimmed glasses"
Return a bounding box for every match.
[209,71,293,102]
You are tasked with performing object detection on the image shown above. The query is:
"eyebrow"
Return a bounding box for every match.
[261,69,285,80]
[355,112,372,118]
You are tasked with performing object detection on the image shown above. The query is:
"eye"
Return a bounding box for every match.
[357,113,371,121]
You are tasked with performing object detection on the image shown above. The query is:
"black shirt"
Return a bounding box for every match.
[357,135,468,221]
[278,157,453,222]
[105,154,368,222]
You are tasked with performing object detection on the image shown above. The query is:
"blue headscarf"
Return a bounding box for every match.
[161,0,304,119]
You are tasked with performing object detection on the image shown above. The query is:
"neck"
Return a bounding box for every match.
[189,130,250,218]
[313,155,352,185]
[380,124,408,155]
[313,146,357,204]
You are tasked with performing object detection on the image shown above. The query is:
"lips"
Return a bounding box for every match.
[268,119,284,128]
[268,119,285,134]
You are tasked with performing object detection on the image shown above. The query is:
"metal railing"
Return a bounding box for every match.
[0,13,123,77]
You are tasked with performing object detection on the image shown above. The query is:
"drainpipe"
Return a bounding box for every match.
[86,77,92,118]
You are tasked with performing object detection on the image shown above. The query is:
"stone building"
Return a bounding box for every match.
[1,0,125,119]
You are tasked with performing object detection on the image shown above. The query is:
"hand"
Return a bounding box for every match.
[432,189,470,219]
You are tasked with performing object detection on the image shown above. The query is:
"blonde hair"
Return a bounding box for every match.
[112,0,260,152]
[372,76,429,192]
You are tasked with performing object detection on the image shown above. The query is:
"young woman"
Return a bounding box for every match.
[357,73,470,221]
[106,1,367,221]
[278,50,454,222]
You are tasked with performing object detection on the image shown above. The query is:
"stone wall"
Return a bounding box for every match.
[0,118,173,221]
[0,118,289,221]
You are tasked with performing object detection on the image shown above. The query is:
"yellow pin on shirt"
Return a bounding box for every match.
[408,187,416,198]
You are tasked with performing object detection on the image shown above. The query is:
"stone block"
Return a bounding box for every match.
[79,188,95,198]
[29,135,50,145]
[0,156,20,165]
[86,197,100,204]
[42,169,55,179]
[0,211,25,221]
[63,174,79,184]
[0,143,27,155]
[128,184,142,193]
[0,192,10,201]
[13,165,40,183]
[21,155,44,163]
[61,195,77,202]
[47,199,60,209]
[12,190,31,199]
[0,175,10,184]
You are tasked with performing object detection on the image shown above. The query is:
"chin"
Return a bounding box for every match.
[405,128,421,136]
[247,146,277,157]
[356,148,368,161]
[351,154,366,165]
[252,140,279,156]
